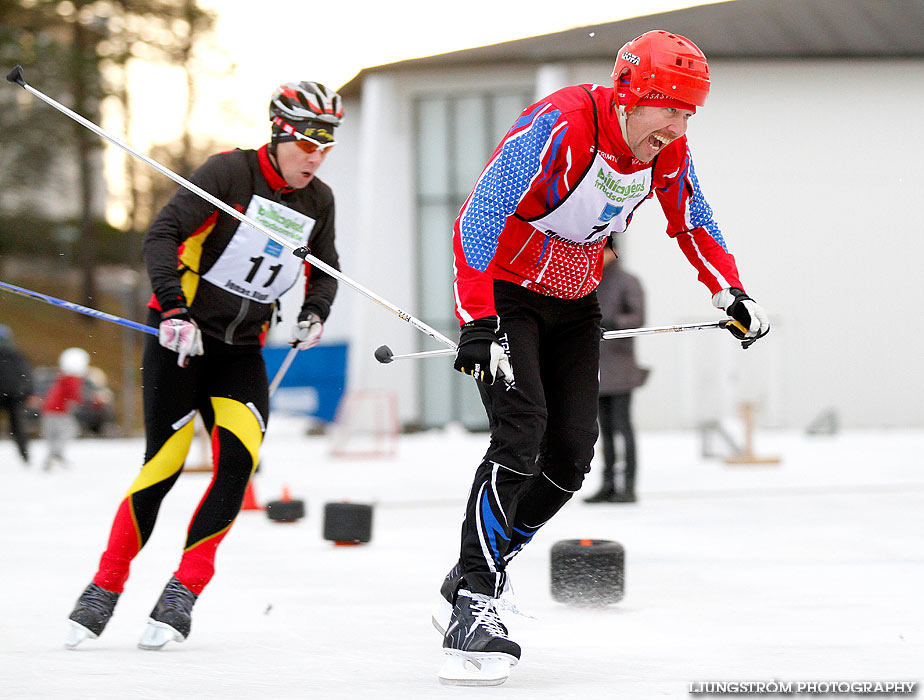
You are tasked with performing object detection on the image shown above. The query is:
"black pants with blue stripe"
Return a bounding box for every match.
[458,281,601,597]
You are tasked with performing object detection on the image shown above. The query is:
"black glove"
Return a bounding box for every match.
[453,317,514,385]
[713,287,770,349]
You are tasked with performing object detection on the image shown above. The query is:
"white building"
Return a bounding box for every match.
[298,0,924,431]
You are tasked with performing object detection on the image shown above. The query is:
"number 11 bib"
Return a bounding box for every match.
[201,195,315,304]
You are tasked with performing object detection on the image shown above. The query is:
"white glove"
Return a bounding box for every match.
[158,318,204,367]
[291,313,323,350]
[713,287,770,349]
[488,341,515,385]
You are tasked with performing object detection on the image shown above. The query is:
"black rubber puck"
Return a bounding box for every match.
[323,502,373,544]
[550,539,625,606]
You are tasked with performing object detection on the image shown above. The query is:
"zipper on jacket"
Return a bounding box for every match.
[509,229,536,265]
[225,299,250,344]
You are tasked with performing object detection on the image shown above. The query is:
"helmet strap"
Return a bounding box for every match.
[615,102,630,145]
[266,142,283,175]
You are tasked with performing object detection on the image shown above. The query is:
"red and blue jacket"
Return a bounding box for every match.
[452,84,743,323]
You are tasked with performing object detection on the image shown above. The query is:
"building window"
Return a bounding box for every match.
[414,90,531,428]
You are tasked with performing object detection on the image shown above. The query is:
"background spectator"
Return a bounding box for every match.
[41,347,89,471]
[584,248,649,504]
[0,324,37,465]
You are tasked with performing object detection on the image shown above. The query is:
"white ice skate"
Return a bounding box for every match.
[138,576,197,650]
[438,650,517,686]
[138,619,185,650]
[64,621,96,649]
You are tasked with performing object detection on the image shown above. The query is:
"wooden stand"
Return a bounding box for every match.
[724,402,781,466]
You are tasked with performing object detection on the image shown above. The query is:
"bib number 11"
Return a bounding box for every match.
[245,256,283,287]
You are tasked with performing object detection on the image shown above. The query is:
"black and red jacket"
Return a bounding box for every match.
[144,145,339,345]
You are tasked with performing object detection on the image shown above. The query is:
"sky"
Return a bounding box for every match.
[126,0,721,147]
[104,0,720,225]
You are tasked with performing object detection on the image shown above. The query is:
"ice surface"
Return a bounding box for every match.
[1,419,922,699]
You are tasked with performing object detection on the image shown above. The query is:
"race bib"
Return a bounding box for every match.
[201,195,315,303]
[531,153,652,243]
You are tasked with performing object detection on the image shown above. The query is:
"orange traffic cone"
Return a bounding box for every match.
[281,485,291,502]
[241,478,262,511]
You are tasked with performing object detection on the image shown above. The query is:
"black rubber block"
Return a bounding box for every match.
[550,539,625,605]
[266,499,305,522]
[323,502,374,544]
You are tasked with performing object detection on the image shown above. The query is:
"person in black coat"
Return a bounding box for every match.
[584,249,649,503]
[0,324,36,465]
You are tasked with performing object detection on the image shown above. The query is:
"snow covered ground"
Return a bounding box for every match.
[1,419,922,699]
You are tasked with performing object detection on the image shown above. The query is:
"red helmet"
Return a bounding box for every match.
[611,30,710,110]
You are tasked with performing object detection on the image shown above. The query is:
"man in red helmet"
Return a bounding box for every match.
[436,30,769,685]
[65,81,344,651]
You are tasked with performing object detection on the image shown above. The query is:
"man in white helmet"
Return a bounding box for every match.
[65,81,344,651]
[437,30,770,685]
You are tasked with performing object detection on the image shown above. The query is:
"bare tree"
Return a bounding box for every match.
[0,0,224,303]
[102,0,231,232]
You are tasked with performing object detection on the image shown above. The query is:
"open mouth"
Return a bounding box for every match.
[648,133,670,151]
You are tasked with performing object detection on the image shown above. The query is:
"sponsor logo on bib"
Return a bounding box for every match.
[594,169,648,203]
[598,203,624,222]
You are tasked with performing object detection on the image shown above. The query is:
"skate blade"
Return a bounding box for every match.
[431,598,453,636]
[438,651,516,686]
[65,621,97,649]
[138,620,185,650]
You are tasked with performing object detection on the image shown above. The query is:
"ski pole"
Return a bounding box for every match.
[268,346,299,397]
[374,319,744,363]
[374,345,455,363]
[602,319,743,339]
[0,280,157,336]
[5,65,457,352]
[3,279,319,392]
[267,322,318,396]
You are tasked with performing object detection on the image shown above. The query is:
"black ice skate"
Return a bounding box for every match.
[439,589,520,686]
[66,582,121,649]
[138,576,198,650]
[431,561,462,635]
[432,563,512,636]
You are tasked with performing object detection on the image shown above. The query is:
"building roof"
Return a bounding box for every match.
[339,0,924,95]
